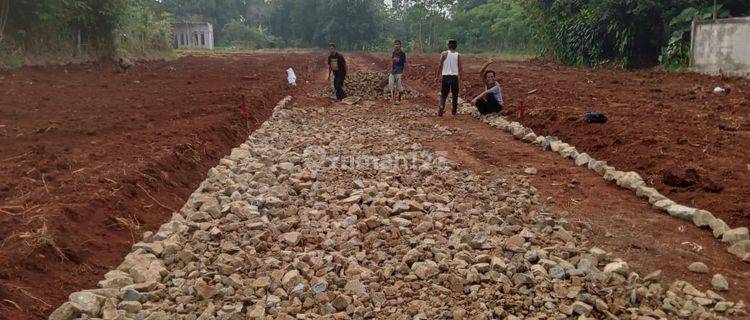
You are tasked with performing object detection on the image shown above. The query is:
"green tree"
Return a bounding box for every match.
[1,0,172,67]
[222,19,278,48]
[448,0,536,53]
[117,0,174,58]
[527,0,750,67]
[266,0,385,50]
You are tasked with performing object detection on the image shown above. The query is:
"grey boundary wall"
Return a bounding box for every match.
[456,101,750,263]
[690,16,750,77]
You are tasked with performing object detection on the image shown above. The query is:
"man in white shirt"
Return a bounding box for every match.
[435,39,462,116]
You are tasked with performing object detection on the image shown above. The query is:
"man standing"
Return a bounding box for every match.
[471,59,504,115]
[327,43,347,101]
[436,39,462,116]
[389,40,406,105]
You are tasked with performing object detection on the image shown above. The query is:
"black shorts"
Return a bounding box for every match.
[476,97,502,115]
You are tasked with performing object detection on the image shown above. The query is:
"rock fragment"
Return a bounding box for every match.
[712,274,729,291]
[687,262,709,274]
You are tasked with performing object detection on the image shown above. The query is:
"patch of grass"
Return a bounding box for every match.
[658,64,693,73]
[0,52,23,69]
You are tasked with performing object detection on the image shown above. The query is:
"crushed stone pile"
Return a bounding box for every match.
[50,102,747,320]
[313,71,422,101]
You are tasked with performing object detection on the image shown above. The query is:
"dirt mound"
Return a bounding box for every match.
[662,167,701,188]
[0,52,322,319]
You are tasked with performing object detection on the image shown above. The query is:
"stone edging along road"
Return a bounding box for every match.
[457,102,750,264]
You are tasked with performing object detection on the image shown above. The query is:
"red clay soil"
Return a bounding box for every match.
[2,49,748,319]
[0,51,323,319]
[347,52,750,305]
[396,52,750,230]
[402,114,750,307]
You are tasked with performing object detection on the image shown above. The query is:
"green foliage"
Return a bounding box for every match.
[117,1,175,59]
[659,5,729,68]
[222,20,279,48]
[2,0,173,65]
[396,1,453,52]
[266,0,385,50]
[160,0,270,44]
[6,0,749,69]
[529,0,750,68]
[528,0,664,68]
[448,0,536,53]
[0,45,22,69]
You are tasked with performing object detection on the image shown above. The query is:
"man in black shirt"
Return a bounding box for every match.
[389,40,406,105]
[327,43,347,101]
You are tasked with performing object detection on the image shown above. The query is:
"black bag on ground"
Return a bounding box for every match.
[585,111,608,123]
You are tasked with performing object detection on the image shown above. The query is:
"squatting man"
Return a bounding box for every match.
[435,39,505,116]
[471,58,504,115]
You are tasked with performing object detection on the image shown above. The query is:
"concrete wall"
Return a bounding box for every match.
[173,23,214,50]
[691,17,750,76]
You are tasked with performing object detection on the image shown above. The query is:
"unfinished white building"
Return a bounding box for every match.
[173,22,214,50]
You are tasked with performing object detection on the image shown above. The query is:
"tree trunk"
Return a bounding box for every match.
[0,0,9,44]
[77,29,82,56]
[712,0,717,20]
[418,21,423,53]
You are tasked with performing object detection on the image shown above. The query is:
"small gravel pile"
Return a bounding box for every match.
[313,71,422,100]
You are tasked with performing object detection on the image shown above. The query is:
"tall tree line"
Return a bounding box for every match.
[183,0,749,68]
[3,0,749,68]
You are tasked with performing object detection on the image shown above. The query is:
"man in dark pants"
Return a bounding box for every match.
[327,43,347,101]
[471,58,504,115]
[436,39,462,116]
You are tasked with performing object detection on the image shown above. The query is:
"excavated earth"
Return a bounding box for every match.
[400,52,750,230]
[0,51,322,319]
[1,51,750,319]
[47,96,748,320]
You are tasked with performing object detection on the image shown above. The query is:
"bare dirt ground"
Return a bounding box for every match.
[2,50,749,319]
[349,52,750,306]
[402,52,750,229]
[0,51,323,319]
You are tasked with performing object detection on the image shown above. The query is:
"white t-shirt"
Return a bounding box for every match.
[441,51,459,76]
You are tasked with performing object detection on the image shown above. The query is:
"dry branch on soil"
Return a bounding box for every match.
[17,219,68,262]
[112,214,142,243]
[136,183,175,212]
